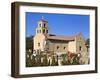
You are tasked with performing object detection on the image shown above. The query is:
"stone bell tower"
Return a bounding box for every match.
[34,16,48,51]
[36,16,48,35]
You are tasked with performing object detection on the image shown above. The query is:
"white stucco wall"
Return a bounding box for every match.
[68,41,76,53]
[34,34,45,51]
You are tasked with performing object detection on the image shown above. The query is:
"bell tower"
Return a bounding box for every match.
[34,16,48,51]
[36,16,48,35]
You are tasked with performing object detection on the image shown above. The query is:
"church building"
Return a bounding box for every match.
[33,17,89,64]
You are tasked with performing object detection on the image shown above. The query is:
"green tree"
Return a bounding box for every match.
[51,56,57,66]
[26,36,33,51]
[31,56,36,66]
[71,57,79,65]
[86,38,90,45]
[26,57,33,67]
[61,54,68,65]
[36,55,42,66]
[42,55,48,66]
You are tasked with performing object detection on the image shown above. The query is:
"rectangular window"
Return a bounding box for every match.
[38,43,40,47]
[57,46,59,49]
[64,47,66,49]
[79,46,82,51]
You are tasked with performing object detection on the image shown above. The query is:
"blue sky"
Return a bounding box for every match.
[26,12,90,39]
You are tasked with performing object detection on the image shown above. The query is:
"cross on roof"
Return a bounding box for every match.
[42,16,44,20]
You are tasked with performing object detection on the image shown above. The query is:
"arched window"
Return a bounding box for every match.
[57,46,59,49]
[46,30,48,33]
[79,46,82,51]
[40,30,41,33]
[44,23,46,27]
[43,29,45,33]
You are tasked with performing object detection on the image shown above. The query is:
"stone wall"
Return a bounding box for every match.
[48,40,68,54]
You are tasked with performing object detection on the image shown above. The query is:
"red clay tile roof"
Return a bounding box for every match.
[45,33,82,41]
[46,35,75,41]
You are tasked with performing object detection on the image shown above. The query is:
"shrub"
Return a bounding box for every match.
[71,57,79,65]
[26,58,33,67]
[41,55,48,66]
[61,54,68,65]
[51,56,58,66]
